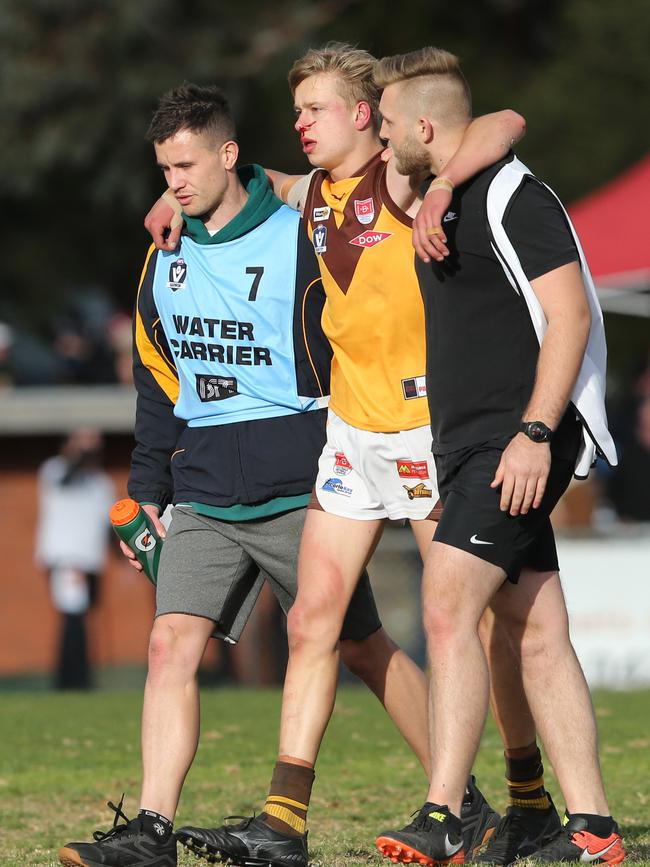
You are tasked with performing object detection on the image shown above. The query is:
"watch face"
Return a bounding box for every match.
[529,422,550,442]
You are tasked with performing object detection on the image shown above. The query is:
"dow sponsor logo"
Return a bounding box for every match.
[322,477,353,497]
[167,258,187,290]
[313,224,327,254]
[196,374,238,402]
[349,230,393,248]
[354,197,375,224]
[403,482,432,500]
[334,452,353,476]
[396,460,429,479]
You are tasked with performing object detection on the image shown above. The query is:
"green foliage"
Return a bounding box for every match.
[0,0,647,322]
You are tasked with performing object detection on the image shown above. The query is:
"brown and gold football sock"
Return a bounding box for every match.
[505,742,551,810]
[260,759,315,837]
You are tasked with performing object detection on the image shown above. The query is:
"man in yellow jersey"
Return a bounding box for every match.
[142,46,561,867]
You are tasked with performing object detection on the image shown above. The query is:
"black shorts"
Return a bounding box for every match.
[433,420,581,583]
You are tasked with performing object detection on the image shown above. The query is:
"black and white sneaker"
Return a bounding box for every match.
[472,799,562,865]
[376,802,465,865]
[59,796,177,867]
[177,815,308,867]
[461,776,500,859]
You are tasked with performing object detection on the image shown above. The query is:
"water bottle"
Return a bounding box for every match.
[109,498,162,585]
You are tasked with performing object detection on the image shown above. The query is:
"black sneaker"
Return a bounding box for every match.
[59,797,177,867]
[472,798,562,865]
[376,803,464,865]
[177,815,308,867]
[461,776,500,859]
[526,815,625,864]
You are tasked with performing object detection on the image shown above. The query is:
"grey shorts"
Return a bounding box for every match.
[156,505,382,643]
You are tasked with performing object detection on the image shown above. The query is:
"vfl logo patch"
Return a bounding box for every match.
[401,376,427,400]
[196,374,238,402]
[354,197,375,225]
[313,206,331,222]
[397,460,429,479]
[313,224,327,254]
[403,483,432,500]
[321,477,353,497]
[349,230,392,248]
[135,529,157,552]
[334,452,353,476]
[167,258,187,290]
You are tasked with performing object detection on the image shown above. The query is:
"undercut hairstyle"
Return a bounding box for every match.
[146,82,236,146]
[288,42,381,127]
[374,47,472,125]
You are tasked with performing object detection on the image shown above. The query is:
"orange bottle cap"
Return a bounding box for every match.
[110,498,140,526]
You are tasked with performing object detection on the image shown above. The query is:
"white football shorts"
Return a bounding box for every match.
[312,410,439,521]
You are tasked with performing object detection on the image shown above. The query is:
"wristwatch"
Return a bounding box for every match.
[519,420,553,443]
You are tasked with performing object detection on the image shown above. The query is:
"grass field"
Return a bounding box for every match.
[1,687,648,866]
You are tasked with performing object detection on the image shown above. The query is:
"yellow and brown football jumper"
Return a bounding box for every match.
[304,152,429,433]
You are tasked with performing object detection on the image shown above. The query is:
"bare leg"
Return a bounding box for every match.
[423,542,506,817]
[140,613,215,820]
[278,510,385,763]
[489,569,609,815]
[340,627,430,776]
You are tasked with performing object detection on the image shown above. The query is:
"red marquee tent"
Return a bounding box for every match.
[569,154,650,316]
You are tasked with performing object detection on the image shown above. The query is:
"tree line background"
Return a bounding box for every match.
[0,0,648,383]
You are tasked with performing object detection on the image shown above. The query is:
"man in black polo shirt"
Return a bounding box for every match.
[373,48,625,866]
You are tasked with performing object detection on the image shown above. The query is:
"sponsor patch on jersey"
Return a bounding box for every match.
[313,224,327,254]
[313,206,331,222]
[403,483,432,500]
[396,460,429,479]
[354,197,375,225]
[167,258,188,290]
[196,374,239,402]
[349,229,393,248]
[321,477,353,497]
[334,452,353,475]
[401,375,427,400]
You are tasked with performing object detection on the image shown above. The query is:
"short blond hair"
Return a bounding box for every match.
[374,47,472,124]
[288,42,381,127]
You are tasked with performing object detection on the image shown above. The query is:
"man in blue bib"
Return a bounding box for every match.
[59,83,431,867]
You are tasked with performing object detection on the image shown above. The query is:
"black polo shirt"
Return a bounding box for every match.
[417,154,579,456]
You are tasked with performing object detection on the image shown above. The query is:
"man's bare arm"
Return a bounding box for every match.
[491,261,591,516]
[414,109,526,263]
[144,190,183,252]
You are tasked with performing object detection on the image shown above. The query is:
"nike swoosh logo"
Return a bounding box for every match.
[470,534,494,546]
[444,835,463,857]
[580,840,618,862]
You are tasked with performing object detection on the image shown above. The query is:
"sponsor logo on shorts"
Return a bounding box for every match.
[322,477,353,497]
[135,529,157,552]
[443,210,458,223]
[349,229,393,248]
[313,224,327,254]
[196,374,238,402]
[396,459,429,479]
[403,483,432,500]
[401,375,427,400]
[313,206,331,221]
[354,197,375,224]
[334,452,353,475]
[470,534,494,546]
[167,258,187,290]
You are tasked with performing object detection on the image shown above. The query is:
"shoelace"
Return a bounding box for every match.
[403,805,439,833]
[478,812,528,859]
[532,828,580,860]
[92,794,134,842]
[222,814,256,831]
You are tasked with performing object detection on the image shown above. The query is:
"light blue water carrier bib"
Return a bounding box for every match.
[152,206,322,427]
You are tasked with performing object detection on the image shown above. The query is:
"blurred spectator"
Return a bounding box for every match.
[0,321,14,388]
[608,394,650,522]
[107,312,134,385]
[35,429,115,689]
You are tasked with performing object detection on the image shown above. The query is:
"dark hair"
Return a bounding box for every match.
[146,82,236,145]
